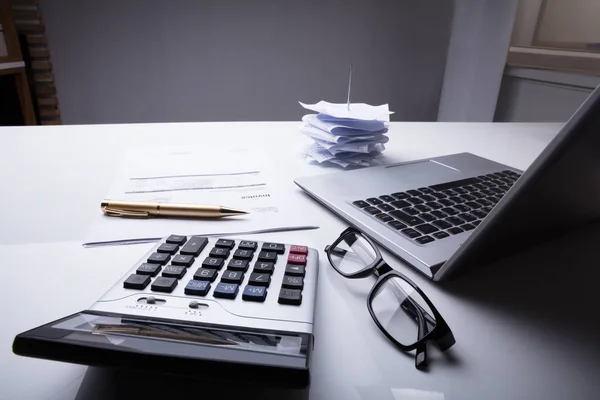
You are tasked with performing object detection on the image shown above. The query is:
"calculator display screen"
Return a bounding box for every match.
[48,311,309,369]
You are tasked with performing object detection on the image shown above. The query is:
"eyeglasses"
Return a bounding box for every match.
[325,227,455,370]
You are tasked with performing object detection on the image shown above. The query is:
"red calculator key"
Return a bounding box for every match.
[289,245,308,255]
[287,253,307,265]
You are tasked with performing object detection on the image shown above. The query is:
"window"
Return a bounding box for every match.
[509,0,600,75]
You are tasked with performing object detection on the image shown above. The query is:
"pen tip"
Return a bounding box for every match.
[220,207,248,216]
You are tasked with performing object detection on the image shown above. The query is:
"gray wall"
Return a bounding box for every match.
[495,68,599,122]
[40,0,454,125]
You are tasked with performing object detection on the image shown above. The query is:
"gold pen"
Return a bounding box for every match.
[101,200,248,218]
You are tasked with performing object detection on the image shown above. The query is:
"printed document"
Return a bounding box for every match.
[84,146,318,246]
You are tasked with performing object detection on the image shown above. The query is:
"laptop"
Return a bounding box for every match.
[295,85,600,281]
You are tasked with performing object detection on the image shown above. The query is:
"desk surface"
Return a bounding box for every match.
[2,121,599,400]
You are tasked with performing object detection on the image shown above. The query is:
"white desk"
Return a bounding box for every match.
[2,122,599,400]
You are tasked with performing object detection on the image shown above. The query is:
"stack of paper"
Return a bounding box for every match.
[299,101,394,168]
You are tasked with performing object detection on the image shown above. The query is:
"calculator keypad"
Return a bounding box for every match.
[125,236,311,306]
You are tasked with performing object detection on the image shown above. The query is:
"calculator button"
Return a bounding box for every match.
[248,272,271,287]
[287,253,307,265]
[162,265,187,279]
[233,249,254,260]
[253,261,274,274]
[282,275,304,290]
[221,270,245,284]
[289,245,308,255]
[227,259,249,271]
[261,243,285,254]
[166,235,187,245]
[209,247,230,258]
[136,263,161,277]
[213,282,239,299]
[157,243,179,254]
[202,257,224,270]
[242,286,267,302]
[171,254,195,267]
[180,236,209,256]
[278,289,302,305]
[147,252,170,265]
[238,241,257,250]
[123,274,151,289]
[215,239,235,249]
[184,280,211,296]
[258,251,278,262]
[193,268,218,282]
[285,264,305,277]
[151,277,178,293]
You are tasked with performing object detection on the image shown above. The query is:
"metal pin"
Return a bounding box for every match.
[346,64,353,111]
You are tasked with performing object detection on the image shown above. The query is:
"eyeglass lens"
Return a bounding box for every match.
[370,276,437,346]
[329,232,378,274]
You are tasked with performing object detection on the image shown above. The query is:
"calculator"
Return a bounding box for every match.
[12,235,319,388]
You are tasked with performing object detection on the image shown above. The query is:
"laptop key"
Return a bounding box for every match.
[490,187,505,194]
[432,220,452,229]
[389,210,424,226]
[379,195,395,202]
[475,198,494,207]
[453,187,468,195]
[388,220,408,230]
[415,236,435,244]
[463,185,477,192]
[459,213,476,222]
[433,231,450,239]
[461,223,476,231]
[391,192,410,200]
[447,216,465,226]
[364,206,380,215]
[407,189,422,196]
[415,204,432,213]
[406,197,424,205]
[426,202,443,210]
[404,207,420,216]
[471,192,486,199]
[366,198,383,205]
[378,204,395,212]
[431,192,447,199]
[498,185,511,193]
[420,194,436,202]
[461,194,477,202]
[419,213,436,222]
[438,199,455,207]
[431,210,448,219]
[353,200,370,208]
[442,189,457,196]
[448,227,464,235]
[481,189,495,196]
[375,213,394,222]
[415,223,439,234]
[472,220,481,226]
[471,210,487,219]
[479,175,492,181]
[430,178,481,191]
[390,200,411,209]
[473,183,487,190]
[481,206,493,214]
[441,207,459,216]
[418,187,434,194]
[449,196,463,204]
[454,204,471,213]
[490,179,504,186]
[400,228,421,239]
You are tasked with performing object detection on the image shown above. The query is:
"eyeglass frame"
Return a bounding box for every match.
[325,227,455,368]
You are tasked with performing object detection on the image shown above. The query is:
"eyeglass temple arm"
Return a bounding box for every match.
[415,308,428,370]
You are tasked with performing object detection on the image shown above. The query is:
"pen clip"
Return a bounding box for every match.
[102,207,150,218]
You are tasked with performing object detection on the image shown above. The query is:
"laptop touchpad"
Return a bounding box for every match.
[385,160,461,185]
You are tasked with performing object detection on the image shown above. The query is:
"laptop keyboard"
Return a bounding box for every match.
[352,170,522,245]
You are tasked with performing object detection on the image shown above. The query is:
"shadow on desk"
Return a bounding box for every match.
[74,367,309,400]
[441,222,600,341]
